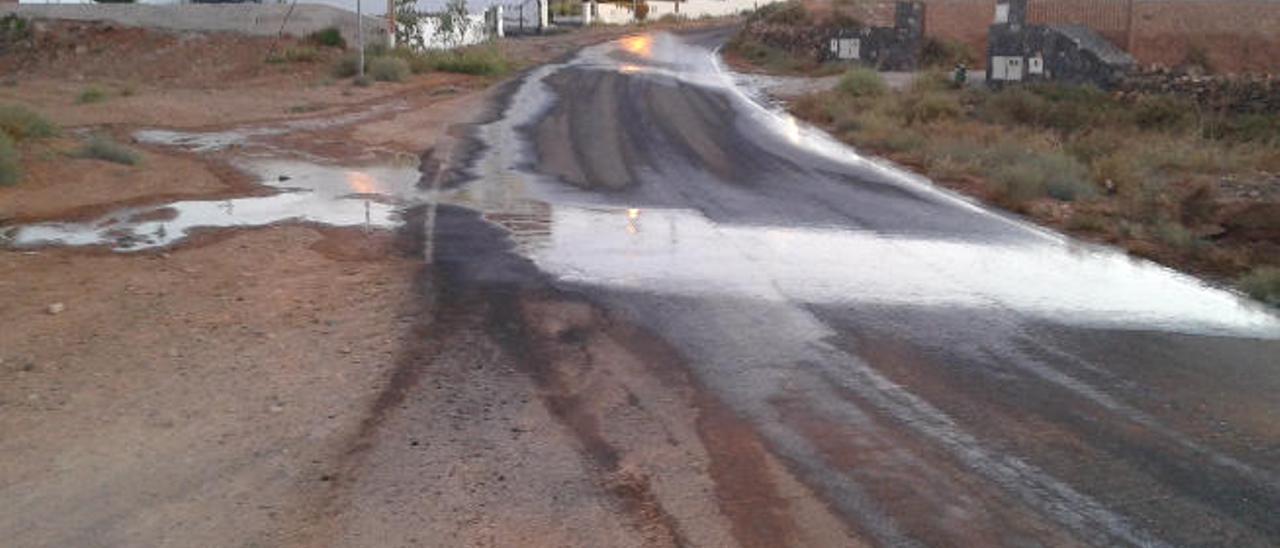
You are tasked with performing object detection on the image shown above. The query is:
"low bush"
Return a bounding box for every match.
[368,56,410,82]
[0,104,58,141]
[284,46,322,63]
[1132,94,1196,132]
[990,150,1092,203]
[836,68,886,98]
[1088,151,1145,194]
[978,85,1116,134]
[332,52,361,78]
[978,87,1048,127]
[306,27,346,49]
[1066,130,1126,165]
[424,46,510,76]
[387,47,433,74]
[1,14,30,44]
[750,1,808,25]
[1238,266,1280,306]
[730,36,810,74]
[0,132,19,186]
[897,91,961,125]
[74,134,139,165]
[1203,112,1280,145]
[919,37,975,69]
[77,86,108,104]
[1151,220,1203,254]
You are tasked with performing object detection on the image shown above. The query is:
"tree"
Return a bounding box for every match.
[394,0,425,50]
[435,0,472,50]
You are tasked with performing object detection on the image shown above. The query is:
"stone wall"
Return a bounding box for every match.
[1119,71,1280,115]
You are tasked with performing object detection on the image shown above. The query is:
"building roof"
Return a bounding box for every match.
[1049,24,1135,67]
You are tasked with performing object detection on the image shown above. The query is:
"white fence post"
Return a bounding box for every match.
[493,6,504,38]
[538,0,549,32]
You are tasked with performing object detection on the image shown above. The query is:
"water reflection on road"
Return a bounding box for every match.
[5,158,422,251]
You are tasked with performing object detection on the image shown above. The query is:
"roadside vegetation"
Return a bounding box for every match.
[0,104,58,185]
[789,70,1280,302]
[726,2,1280,304]
[333,43,510,80]
[725,2,850,75]
[76,85,109,104]
[74,134,140,165]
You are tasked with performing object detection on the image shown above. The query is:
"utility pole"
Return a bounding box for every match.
[387,0,396,48]
[357,0,366,77]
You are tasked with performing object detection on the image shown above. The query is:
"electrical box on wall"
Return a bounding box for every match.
[829,38,861,60]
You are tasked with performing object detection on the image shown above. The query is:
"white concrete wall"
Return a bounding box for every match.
[0,3,389,46]
[397,11,494,50]
[592,0,769,25]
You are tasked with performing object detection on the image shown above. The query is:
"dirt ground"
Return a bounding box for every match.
[3,19,846,548]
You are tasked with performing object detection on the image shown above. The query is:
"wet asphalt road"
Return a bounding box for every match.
[435,28,1280,546]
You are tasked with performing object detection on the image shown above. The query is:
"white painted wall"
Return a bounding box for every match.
[591,0,771,25]
[396,11,494,49]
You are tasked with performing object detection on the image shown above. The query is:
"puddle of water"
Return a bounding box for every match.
[438,31,1280,339]
[4,158,423,251]
[134,103,406,153]
[502,205,1280,338]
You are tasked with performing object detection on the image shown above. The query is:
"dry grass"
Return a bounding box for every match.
[1238,267,1280,306]
[75,134,139,165]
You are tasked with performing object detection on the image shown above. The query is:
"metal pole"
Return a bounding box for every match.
[357,0,365,77]
[387,0,396,48]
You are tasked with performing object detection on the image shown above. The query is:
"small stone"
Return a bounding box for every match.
[278,175,292,182]
[269,404,285,413]
[46,303,65,315]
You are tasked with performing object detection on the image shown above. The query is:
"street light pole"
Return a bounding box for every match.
[357,0,366,77]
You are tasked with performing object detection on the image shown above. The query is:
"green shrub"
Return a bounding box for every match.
[1132,94,1196,132]
[978,85,1116,133]
[74,134,139,165]
[77,86,108,104]
[837,68,886,98]
[979,87,1048,127]
[1151,220,1200,252]
[991,150,1092,202]
[0,104,58,141]
[424,46,510,76]
[1066,130,1125,165]
[0,132,19,186]
[1089,151,1145,194]
[283,46,321,63]
[332,52,360,77]
[1034,85,1115,133]
[919,37,975,68]
[750,1,808,25]
[897,91,961,125]
[910,69,954,93]
[368,56,410,82]
[1,14,30,44]
[729,36,810,73]
[388,47,433,74]
[306,27,346,49]
[1203,112,1280,145]
[1238,266,1280,306]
